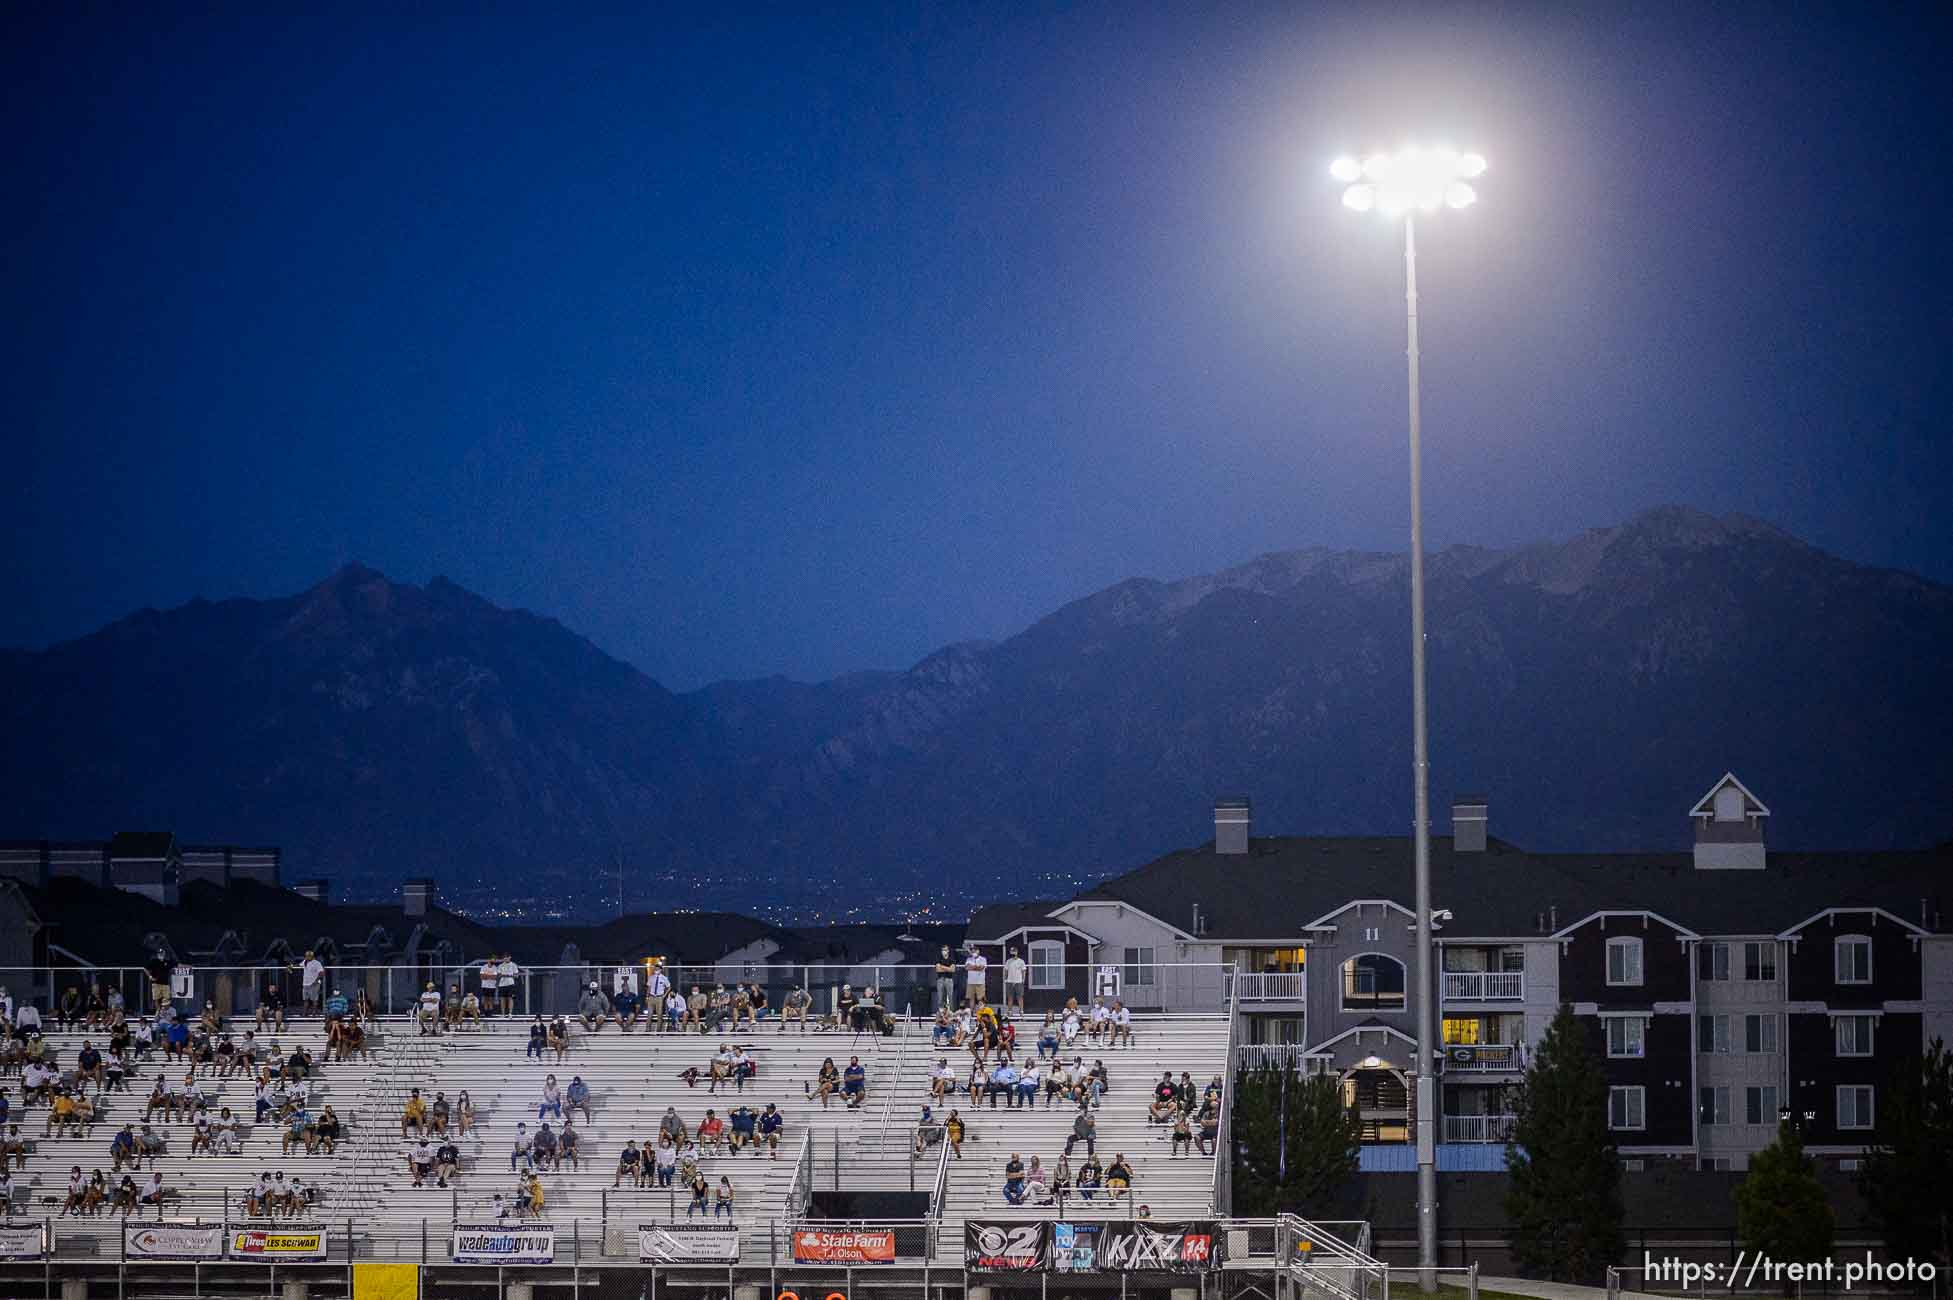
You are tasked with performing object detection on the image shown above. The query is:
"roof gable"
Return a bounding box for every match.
[1689,772,1770,820]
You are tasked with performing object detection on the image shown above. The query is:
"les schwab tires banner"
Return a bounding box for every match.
[968,1221,1221,1273]
[452,1223,556,1265]
[230,1227,328,1259]
[791,1228,897,1264]
[639,1222,739,1263]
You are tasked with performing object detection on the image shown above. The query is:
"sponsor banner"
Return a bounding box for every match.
[0,1222,47,1260]
[1050,1220,1108,1273]
[1095,1221,1221,1273]
[638,1222,739,1263]
[451,1223,556,1265]
[230,1227,328,1259]
[965,1221,1048,1272]
[792,1228,897,1265]
[126,1222,226,1260]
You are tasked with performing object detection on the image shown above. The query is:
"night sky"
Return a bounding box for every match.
[6,5,1951,689]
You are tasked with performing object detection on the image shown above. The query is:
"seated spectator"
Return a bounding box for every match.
[1036,1014,1059,1060]
[1045,1062,1072,1108]
[658,1106,687,1148]
[21,1061,56,1105]
[1077,1155,1102,1200]
[312,1106,342,1155]
[747,983,770,1023]
[1148,1094,1178,1125]
[459,989,482,1027]
[58,986,83,1029]
[435,1138,461,1187]
[1051,1155,1072,1204]
[614,1139,643,1188]
[215,1108,244,1156]
[509,1123,534,1173]
[932,1011,957,1047]
[443,984,464,1030]
[833,984,858,1031]
[807,1058,840,1109]
[430,1092,451,1135]
[83,1168,108,1216]
[698,1109,725,1153]
[526,1015,549,1060]
[408,1138,437,1187]
[757,1103,783,1158]
[1172,1109,1194,1156]
[727,1104,756,1153]
[780,985,811,1033]
[136,1124,167,1161]
[1003,1153,1026,1205]
[684,1169,711,1217]
[730,1045,756,1090]
[1026,1155,1050,1204]
[532,1123,560,1171]
[714,1174,735,1218]
[1,1125,27,1172]
[913,1105,944,1156]
[664,989,686,1032]
[401,1089,428,1138]
[105,1048,130,1094]
[139,1169,167,1211]
[189,1110,214,1156]
[60,1165,87,1216]
[653,1135,678,1188]
[842,1056,867,1109]
[75,1041,105,1091]
[965,1061,987,1104]
[416,982,442,1036]
[566,1075,592,1123]
[612,985,640,1032]
[578,981,611,1032]
[1017,1061,1041,1108]
[282,1107,311,1156]
[707,985,733,1033]
[257,984,286,1031]
[538,1074,563,1122]
[559,1121,583,1171]
[46,1089,91,1138]
[548,1016,572,1063]
[1105,1153,1133,1199]
[931,1057,957,1102]
[684,986,707,1032]
[1108,1002,1133,1048]
[1065,1108,1097,1158]
[111,1124,141,1172]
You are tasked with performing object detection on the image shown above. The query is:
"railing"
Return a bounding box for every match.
[1441,1113,1517,1143]
[925,1124,953,1221]
[1440,1042,1523,1072]
[783,1128,815,1223]
[1278,1212,1390,1300]
[1230,970,1306,1002]
[1214,961,1240,1214]
[1442,970,1523,1000]
[1235,1042,1315,1070]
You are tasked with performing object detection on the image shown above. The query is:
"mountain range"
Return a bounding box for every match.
[5,506,1949,915]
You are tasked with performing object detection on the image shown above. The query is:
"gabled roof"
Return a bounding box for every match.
[966,902,1070,943]
[1689,773,1770,819]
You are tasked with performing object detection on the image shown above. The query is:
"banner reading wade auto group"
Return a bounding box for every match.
[451,1224,556,1265]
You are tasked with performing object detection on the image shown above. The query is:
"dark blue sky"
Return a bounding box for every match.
[6,4,1951,689]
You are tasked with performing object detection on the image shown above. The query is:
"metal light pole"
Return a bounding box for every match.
[1333,146,1486,1294]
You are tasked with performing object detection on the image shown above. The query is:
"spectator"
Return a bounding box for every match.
[189,1110,214,1156]
[509,1123,534,1173]
[60,1166,87,1217]
[1077,1155,1102,1200]
[914,1105,944,1156]
[758,1103,783,1158]
[578,982,611,1033]
[547,1016,572,1063]
[964,946,989,1009]
[807,1058,840,1109]
[0,1170,19,1217]
[459,987,482,1028]
[730,984,754,1029]
[136,1124,167,1161]
[658,1106,687,1147]
[104,1048,130,1094]
[1045,1061,1072,1109]
[110,1125,141,1172]
[614,1140,642,1187]
[1017,1060,1041,1109]
[416,983,442,1036]
[780,985,810,1033]
[1036,1014,1059,1060]
[965,1061,987,1106]
[931,1011,957,1047]
[730,1045,755,1091]
[145,951,172,1016]
[520,1170,544,1219]
[843,1056,867,1109]
[82,1169,108,1216]
[698,1109,725,1154]
[76,1040,105,1092]
[434,1137,460,1186]
[654,1134,678,1188]
[216,1108,245,1156]
[408,1139,437,1187]
[1002,948,1027,1016]
[401,1089,429,1138]
[1026,1154,1049,1203]
[930,1057,957,1101]
[1003,1153,1026,1205]
[945,1108,966,1159]
[1148,1093,1177,1125]
[1086,997,1108,1041]
[748,982,770,1023]
[139,1169,167,1213]
[684,986,707,1033]
[1052,1155,1073,1204]
[934,946,957,1013]
[685,1168,711,1217]
[526,1015,548,1060]
[324,987,350,1021]
[532,1123,559,1172]
[15,998,44,1036]
[727,1104,756,1153]
[987,1059,1016,1109]
[565,1123,589,1172]
[834,984,857,1031]
[538,1074,563,1122]
[612,983,640,1032]
[562,1075,592,1124]
[442,984,464,1030]
[300,951,325,1015]
[257,983,286,1031]
[113,1174,139,1217]
[1108,1001,1133,1048]
[646,965,673,1032]
[456,1091,476,1138]
[664,987,687,1033]
[707,985,733,1032]
[714,1174,734,1218]
[1105,1153,1133,1199]
[282,1106,311,1156]
[430,1092,451,1136]
[1064,1108,1096,1158]
[497,954,522,1017]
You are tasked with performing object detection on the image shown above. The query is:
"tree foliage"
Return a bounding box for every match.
[1736,1128,1833,1289]
[1859,1037,1953,1271]
[1505,1004,1625,1282]
[1231,1063,1361,1217]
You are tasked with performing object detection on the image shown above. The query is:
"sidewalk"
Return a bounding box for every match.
[1445,1277,1667,1300]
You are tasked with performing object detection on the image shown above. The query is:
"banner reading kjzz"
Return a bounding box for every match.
[452,1223,556,1265]
[792,1228,897,1264]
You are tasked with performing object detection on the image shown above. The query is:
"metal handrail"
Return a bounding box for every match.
[783,1128,815,1224]
[1213,960,1240,1214]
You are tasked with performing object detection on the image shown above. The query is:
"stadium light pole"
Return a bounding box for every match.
[1331,144,1485,1294]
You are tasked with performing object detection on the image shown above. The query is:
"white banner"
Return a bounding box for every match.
[452,1223,556,1265]
[0,1222,46,1260]
[126,1222,225,1260]
[638,1222,739,1263]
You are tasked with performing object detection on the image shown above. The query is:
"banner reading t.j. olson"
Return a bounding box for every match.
[0,1222,47,1260]
[639,1222,739,1263]
[230,1227,328,1260]
[451,1223,556,1265]
[791,1228,897,1264]
[125,1222,226,1260]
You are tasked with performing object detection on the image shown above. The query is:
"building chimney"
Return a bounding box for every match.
[402,878,436,917]
[293,879,331,905]
[1452,796,1488,853]
[1214,797,1251,855]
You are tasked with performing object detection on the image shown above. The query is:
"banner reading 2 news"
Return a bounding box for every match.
[452,1223,556,1265]
[966,1221,1222,1274]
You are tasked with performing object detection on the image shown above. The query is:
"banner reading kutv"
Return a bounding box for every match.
[639,1223,739,1263]
[451,1224,556,1265]
[969,1221,1221,1274]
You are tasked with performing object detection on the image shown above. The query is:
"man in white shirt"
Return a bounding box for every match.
[496,955,522,1017]
[1088,997,1111,1041]
[417,983,443,1036]
[408,1138,437,1186]
[964,948,989,1010]
[299,951,326,1015]
[1002,948,1027,1016]
[647,965,673,1032]
[1109,1000,1133,1048]
[479,957,499,1011]
[14,1001,41,1034]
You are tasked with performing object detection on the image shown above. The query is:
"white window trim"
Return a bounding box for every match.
[1834,935,1874,985]
[1340,952,1409,1013]
[1700,1086,1732,1126]
[1028,940,1064,991]
[1834,1014,1876,1058]
[1606,936,1645,987]
[1744,1013,1778,1055]
[1745,1085,1780,1127]
[1837,1085,1875,1131]
[1606,1016,1647,1059]
[1609,1085,1646,1131]
[1743,941,1778,982]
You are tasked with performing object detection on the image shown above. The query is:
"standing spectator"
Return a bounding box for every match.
[299,951,325,1015]
[144,951,173,1017]
[934,947,957,1013]
[964,947,989,1009]
[496,954,522,1017]
[1003,948,1027,1016]
[456,1091,476,1138]
[478,955,500,1015]
[646,965,673,1032]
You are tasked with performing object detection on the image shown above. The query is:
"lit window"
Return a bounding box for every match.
[1442,1018,1481,1045]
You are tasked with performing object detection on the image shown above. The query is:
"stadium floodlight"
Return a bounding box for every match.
[1330,156,1362,182]
[1337,145,1487,220]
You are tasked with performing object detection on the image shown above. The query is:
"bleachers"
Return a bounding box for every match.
[8,1007,1232,1265]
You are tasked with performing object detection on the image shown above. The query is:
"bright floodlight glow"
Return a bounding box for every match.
[1335,145,1486,218]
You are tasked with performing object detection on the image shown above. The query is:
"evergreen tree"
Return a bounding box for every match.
[1735,1128,1833,1290]
[1505,1004,1625,1282]
[1859,1038,1953,1270]
[1231,1063,1361,1216]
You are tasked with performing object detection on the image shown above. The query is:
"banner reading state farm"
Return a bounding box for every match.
[965,1222,1048,1272]
[452,1223,556,1265]
[230,1227,328,1260]
[791,1228,897,1264]
[125,1222,226,1260]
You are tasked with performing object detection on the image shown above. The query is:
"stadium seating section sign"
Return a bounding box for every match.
[967,1220,1222,1274]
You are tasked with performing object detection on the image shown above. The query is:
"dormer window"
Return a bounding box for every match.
[1606,936,1644,987]
[1712,785,1746,822]
[1834,936,1873,985]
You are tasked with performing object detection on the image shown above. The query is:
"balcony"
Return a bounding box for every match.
[1443,970,1524,1001]
[1443,1113,1517,1143]
[1235,1042,1316,1071]
[1441,1042,1524,1072]
[1232,971,1306,1003]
